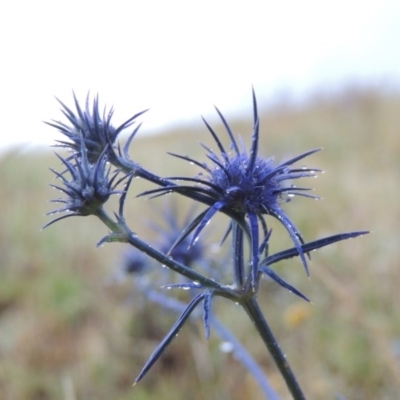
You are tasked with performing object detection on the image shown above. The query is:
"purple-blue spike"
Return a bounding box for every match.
[287,167,322,174]
[271,209,309,276]
[248,212,260,289]
[119,174,134,217]
[232,223,245,287]
[261,266,310,302]
[114,109,148,136]
[134,293,205,385]
[203,291,214,340]
[214,107,240,156]
[73,91,86,123]
[190,202,226,247]
[275,186,313,194]
[54,152,77,179]
[161,283,203,290]
[220,222,232,247]
[166,176,222,192]
[201,116,228,158]
[167,209,209,255]
[42,213,75,229]
[137,185,215,200]
[259,228,273,256]
[123,123,143,158]
[246,118,260,174]
[287,192,320,200]
[205,153,230,177]
[168,152,211,172]
[55,97,76,124]
[247,88,260,174]
[251,86,258,127]
[261,231,369,267]
[278,148,322,169]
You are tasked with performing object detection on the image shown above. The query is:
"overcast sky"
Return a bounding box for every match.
[1,0,400,151]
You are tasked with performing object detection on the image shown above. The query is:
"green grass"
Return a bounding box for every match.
[0,86,399,399]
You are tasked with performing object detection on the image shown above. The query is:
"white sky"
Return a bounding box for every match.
[1,0,400,152]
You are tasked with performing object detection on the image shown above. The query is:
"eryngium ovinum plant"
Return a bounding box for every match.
[44,90,368,400]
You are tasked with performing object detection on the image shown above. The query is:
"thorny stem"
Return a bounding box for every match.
[126,233,229,292]
[241,297,306,400]
[142,288,280,400]
[96,187,304,399]
[94,208,238,296]
[95,166,305,399]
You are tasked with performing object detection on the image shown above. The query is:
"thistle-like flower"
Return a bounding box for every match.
[122,204,211,278]
[43,90,369,397]
[141,90,320,288]
[44,142,129,228]
[122,249,150,275]
[45,93,147,164]
[154,205,208,268]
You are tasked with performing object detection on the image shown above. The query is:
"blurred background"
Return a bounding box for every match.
[1,1,400,399]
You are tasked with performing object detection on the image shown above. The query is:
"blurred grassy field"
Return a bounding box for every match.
[1,86,399,400]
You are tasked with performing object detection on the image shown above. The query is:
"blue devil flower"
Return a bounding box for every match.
[141,90,321,288]
[122,204,209,276]
[44,141,130,228]
[44,91,368,394]
[46,93,147,164]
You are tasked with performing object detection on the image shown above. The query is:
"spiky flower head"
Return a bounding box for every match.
[44,141,129,228]
[123,249,150,275]
[46,93,147,164]
[156,206,207,268]
[141,90,320,286]
[123,204,209,276]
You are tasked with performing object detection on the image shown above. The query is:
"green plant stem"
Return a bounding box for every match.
[241,297,306,400]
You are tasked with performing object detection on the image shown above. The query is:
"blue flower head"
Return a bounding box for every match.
[143,90,320,287]
[46,93,147,164]
[44,91,369,392]
[123,203,209,275]
[44,140,130,229]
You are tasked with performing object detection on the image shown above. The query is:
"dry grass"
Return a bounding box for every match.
[0,86,399,399]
